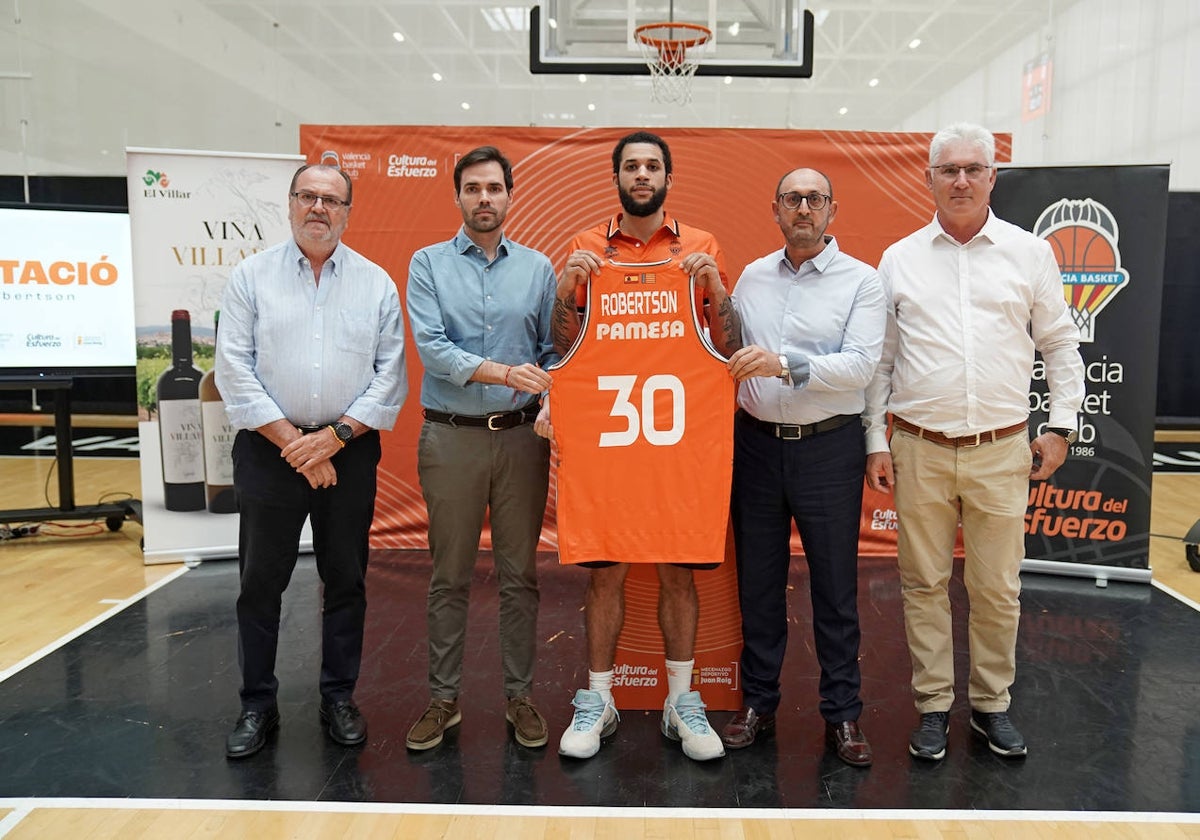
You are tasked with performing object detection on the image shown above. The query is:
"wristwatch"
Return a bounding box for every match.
[777,354,791,385]
[1046,426,1078,445]
[329,421,354,447]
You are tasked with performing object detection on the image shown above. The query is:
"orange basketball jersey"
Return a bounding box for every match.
[550,259,735,565]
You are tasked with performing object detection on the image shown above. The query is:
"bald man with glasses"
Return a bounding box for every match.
[720,167,885,767]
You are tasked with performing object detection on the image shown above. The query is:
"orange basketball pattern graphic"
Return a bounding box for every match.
[1034,198,1129,343]
[299,125,1007,557]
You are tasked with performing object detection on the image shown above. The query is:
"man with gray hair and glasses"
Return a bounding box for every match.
[864,123,1084,762]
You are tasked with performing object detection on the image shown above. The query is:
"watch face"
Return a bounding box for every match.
[333,422,353,442]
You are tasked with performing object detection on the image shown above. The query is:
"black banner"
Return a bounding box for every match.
[993,165,1170,572]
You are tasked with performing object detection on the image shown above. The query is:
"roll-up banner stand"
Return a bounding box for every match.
[127,149,305,564]
[993,164,1170,583]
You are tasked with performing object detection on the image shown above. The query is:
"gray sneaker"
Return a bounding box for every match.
[909,711,949,761]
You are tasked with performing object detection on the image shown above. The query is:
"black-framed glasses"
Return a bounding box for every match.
[290,191,351,209]
[929,163,993,181]
[777,191,831,211]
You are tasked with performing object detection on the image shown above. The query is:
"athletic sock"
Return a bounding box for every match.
[588,669,614,706]
[665,658,695,707]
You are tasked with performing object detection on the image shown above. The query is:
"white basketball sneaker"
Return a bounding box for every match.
[558,688,619,759]
[662,690,725,761]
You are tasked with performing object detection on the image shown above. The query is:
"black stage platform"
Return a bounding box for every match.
[1,552,1198,812]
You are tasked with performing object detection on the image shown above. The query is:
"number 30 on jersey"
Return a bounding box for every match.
[596,374,685,448]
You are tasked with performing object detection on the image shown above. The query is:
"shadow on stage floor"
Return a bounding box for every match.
[1,551,1198,812]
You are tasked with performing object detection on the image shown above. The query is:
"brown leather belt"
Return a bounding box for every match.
[739,411,859,441]
[893,417,1027,448]
[423,403,540,431]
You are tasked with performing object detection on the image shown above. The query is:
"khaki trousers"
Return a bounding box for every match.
[891,427,1032,714]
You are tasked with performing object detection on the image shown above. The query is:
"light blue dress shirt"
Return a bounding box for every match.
[731,235,885,425]
[215,237,407,431]
[406,228,558,415]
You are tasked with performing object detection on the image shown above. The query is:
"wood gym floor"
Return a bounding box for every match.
[1,433,1199,839]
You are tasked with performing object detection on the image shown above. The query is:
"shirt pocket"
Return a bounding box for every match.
[334,310,376,356]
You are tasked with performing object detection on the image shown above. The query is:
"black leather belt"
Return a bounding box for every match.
[739,411,859,440]
[423,403,540,431]
[297,424,331,433]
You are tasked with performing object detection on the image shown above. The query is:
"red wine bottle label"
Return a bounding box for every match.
[159,399,204,483]
[201,400,235,486]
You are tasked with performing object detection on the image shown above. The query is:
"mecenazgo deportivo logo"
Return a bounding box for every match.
[1033,198,1129,343]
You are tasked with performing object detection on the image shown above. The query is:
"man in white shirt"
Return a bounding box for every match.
[864,123,1084,762]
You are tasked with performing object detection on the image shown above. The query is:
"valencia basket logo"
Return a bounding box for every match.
[1033,198,1129,343]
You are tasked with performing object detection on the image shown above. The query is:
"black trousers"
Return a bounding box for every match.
[232,428,381,711]
[731,413,865,722]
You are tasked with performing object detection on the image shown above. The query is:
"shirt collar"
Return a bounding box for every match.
[453,226,510,258]
[778,235,840,274]
[603,211,681,240]
[287,237,347,276]
[927,208,1000,245]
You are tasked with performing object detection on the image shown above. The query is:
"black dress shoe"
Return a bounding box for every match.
[825,719,873,767]
[970,710,1027,757]
[321,699,367,746]
[720,706,775,749]
[909,711,949,761]
[225,707,279,759]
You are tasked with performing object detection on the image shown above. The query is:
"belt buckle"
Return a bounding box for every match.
[777,424,801,440]
[487,412,507,431]
[961,432,983,447]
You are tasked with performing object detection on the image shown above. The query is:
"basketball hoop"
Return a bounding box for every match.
[635,22,712,105]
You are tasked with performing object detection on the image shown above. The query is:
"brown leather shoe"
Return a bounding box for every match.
[506,696,549,748]
[826,719,873,767]
[720,706,775,749]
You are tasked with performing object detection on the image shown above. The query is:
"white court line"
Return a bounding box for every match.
[0,798,1197,825]
[0,806,30,839]
[0,566,190,684]
[1153,578,1200,613]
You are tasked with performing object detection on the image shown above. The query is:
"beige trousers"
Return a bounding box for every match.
[891,427,1032,714]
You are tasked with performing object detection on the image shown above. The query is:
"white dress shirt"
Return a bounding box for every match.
[864,210,1084,453]
[732,236,885,425]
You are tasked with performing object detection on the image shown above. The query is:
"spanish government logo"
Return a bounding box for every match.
[1033,198,1129,343]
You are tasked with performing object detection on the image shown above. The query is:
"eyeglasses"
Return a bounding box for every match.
[929,163,993,181]
[290,191,351,209]
[777,191,831,211]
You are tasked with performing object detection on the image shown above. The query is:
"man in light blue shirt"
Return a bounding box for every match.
[721,168,885,767]
[216,163,407,759]
[404,146,558,752]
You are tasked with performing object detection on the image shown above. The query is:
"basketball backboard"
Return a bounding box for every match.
[529,1,814,78]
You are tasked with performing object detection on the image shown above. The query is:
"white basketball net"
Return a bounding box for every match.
[636,24,710,105]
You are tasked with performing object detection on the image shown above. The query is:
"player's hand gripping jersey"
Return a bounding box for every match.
[550,259,734,565]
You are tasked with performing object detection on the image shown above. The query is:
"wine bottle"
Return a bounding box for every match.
[200,311,237,513]
[156,309,205,511]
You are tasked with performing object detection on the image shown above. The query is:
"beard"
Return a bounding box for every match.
[618,182,668,217]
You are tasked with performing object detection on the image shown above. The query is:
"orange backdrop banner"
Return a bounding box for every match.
[299,126,1010,708]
